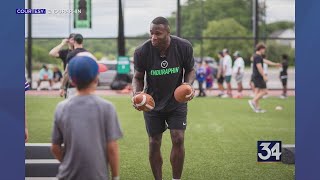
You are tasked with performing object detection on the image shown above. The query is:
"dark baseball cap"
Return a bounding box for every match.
[74,34,83,44]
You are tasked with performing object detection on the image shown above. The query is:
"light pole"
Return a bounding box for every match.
[118,0,125,56]
[253,0,259,51]
[176,0,181,37]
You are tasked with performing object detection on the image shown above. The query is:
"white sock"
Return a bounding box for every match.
[173,179,181,180]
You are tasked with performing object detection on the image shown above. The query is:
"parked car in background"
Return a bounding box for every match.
[97,59,134,87]
[97,60,117,86]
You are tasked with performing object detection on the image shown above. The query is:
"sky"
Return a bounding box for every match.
[25,0,295,38]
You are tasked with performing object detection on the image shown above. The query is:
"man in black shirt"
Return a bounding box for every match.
[49,33,76,70]
[132,17,196,180]
[248,43,268,113]
[65,34,88,63]
[280,54,289,98]
[60,34,88,98]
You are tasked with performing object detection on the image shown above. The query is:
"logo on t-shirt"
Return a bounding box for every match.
[161,60,168,68]
[150,67,180,76]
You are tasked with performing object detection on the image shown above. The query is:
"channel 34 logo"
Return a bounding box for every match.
[257,141,282,162]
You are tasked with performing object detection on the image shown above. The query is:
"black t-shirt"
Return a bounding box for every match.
[58,49,72,70]
[281,60,289,76]
[66,48,88,88]
[134,36,195,112]
[66,48,87,64]
[252,54,264,79]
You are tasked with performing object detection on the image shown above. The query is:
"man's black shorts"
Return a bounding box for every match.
[218,76,224,84]
[143,104,187,136]
[280,75,288,86]
[253,77,267,89]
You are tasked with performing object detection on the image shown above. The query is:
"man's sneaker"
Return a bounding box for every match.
[263,95,268,99]
[279,95,287,99]
[217,93,224,97]
[256,109,267,113]
[221,94,229,98]
[248,100,257,112]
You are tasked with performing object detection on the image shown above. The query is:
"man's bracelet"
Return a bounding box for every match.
[183,82,193,87]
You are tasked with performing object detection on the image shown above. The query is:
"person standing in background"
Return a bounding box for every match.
[49,33,75,70]
[60,34,88,98]
[196,61,206,97]
[280,54,289,99]
[222,49,233,98]
[232,51,245,98]
[204,60,214,94]
[217,51,225,97]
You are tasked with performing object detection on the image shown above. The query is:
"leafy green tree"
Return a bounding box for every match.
[179,0,252,38]
[202,18,252,60]
[265,41,295,65]
[264,21,295,36]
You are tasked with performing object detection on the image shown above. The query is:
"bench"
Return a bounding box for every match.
[25,143,60,178]
[281,144,295,164]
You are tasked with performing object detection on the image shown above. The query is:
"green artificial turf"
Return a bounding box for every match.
[26,95,295,180]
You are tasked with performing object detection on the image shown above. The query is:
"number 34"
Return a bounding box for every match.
[258,142,282,160]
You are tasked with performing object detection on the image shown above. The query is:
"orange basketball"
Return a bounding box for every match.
[174,84,193,103]
[133,93,155,112]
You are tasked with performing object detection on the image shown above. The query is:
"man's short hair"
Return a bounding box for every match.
[68,33,76,39]
[152,16,169,26]
[74,34,83,44]
[255,43,266,51]
[282,54,288,60]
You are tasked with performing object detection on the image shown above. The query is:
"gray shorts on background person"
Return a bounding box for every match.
[235,73,244,83]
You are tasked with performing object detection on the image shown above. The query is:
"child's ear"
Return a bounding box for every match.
[93,76,99,84]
